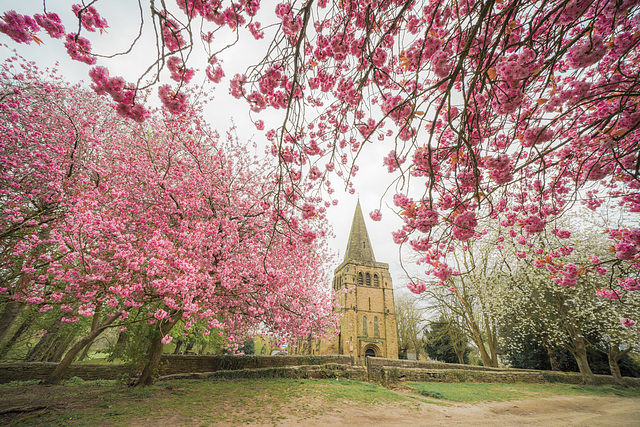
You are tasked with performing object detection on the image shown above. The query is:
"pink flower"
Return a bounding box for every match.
[369,209,382,221]
[407,280,427,294]
[621,318,636,327]
[65,33,96,65]
[158,84,188,114]
[452,211,477,241]
[161,334,173,344]
[0,11,39,44]
[34,13,65,39]
[254,120,265,130]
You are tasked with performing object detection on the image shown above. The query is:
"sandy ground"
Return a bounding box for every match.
[278,395,640,427]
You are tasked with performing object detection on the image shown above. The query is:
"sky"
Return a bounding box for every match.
[0,1,419,293]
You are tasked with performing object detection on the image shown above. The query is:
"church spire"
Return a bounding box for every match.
[344,200,376,262]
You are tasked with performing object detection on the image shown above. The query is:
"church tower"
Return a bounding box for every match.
[330,201,398,362]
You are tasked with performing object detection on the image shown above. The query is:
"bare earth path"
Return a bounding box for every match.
[290,395,640,427]
[2,381,640,426]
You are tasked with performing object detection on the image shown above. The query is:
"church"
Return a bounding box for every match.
[292,201,399,363]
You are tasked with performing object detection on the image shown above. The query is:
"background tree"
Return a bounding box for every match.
[394,293,426,360]
[415,234,503,367]
[494,219,640,383]
[423,318,471,365]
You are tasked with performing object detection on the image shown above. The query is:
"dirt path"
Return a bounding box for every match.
[278,395,640,427]
[2,382,640,426]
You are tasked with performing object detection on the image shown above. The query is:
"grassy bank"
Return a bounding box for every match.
[407,381,640,402]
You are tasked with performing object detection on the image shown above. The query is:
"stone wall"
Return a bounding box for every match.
[367,357,640,387]
[0,355,355,384]
[2,355,639,387]
[0,362,129,383]
[157,354,355,376]
[157,363,367,382]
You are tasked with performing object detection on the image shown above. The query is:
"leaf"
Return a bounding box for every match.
[487,68,497,80]
[31,35,44,45]
[611,128,628,137]
[536,98,548,105]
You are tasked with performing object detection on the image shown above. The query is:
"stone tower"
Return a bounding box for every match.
[330,201,398,362]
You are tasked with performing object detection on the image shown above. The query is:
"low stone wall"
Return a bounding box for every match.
[0,355,355,384]
[0,362,129,384]
[368,357,640,387]
[157,363,367,382]
[158,354,355,376]
[3,355,639,387]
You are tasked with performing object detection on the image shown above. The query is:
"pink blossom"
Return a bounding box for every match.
[596,288,621,300]
[158,85,188,114]
[0,11,39,44]
[452,211,477,241]
[621,318,636,327]
[25,296,44,305]
[407,280,427,294]
[34,13,65,39]
[64,33,96,65]
[369,209,382,221]
[71,5,108,32]
[161,334,173,344]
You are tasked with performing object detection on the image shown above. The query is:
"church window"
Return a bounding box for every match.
[374,316,379,337]
[365,273,371,286]
[362,316,368,337]
[358,272,363,285]
[368,297,371,311]
[374,274,379,287]
[363,242,366,248]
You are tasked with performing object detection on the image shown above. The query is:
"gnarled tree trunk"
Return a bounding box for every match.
[0,300,25,345]
[0,316,32,360]
[44,314,118,385]
[134,315,179,386]
[608,343,631,386]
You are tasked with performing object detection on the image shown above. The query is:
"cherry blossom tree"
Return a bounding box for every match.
[0,56,335,385]
[2,1,638,307]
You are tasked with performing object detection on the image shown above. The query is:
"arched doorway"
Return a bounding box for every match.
[363,344,381,358]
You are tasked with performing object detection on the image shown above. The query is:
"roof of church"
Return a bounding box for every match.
[344,200,376,263]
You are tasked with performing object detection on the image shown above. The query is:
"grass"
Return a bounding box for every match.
[0,378,417,426]
[407,381,640,403]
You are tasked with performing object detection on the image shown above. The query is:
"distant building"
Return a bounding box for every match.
[292,201,399,363]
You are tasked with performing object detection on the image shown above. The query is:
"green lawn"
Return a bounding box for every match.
[407,381,640,402]
[0,378,415,426]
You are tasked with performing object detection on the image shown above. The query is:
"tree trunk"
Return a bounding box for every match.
[540,336,559,371]
[134,318,177,386]
[608,343,631,386]
[44,315,118,385]
[547,346,560,371]
[198,343,208,356]
[455,349,465,364]
[0,316,32,360]
[567,334,595,384]
[108,329,128,362]
[25,316,65,362]
[49,331,76,362]
[78,306,103,361]
[172,340,183,355]
[0,300,25,345]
